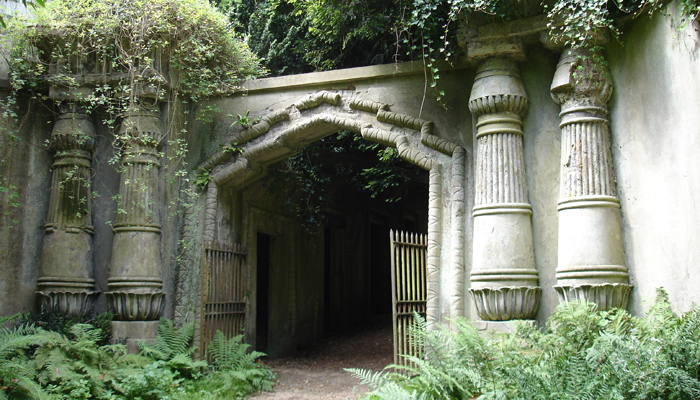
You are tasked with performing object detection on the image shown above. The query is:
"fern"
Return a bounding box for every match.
[30,324,137,400]
[139,319,196,360]
[357,294,700,400]
[207,330,265,371]
[198,330,275,396]
[346,368,393,391]
[0,320,48,400]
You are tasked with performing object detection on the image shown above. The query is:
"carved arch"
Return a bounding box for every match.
[194,90,466,327]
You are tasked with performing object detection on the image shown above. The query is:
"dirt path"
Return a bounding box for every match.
[250,325,393,400]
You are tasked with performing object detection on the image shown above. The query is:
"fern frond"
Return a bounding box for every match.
[207,331,265,371]
[139,319,196,361]
[346,367,392,390]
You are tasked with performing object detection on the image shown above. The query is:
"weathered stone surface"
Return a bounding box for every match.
[471,287,541,320]
[106,109,165,321]
[112,320,160,354]
[474,319,536,335]
[37,106,97,314]
[106,291,165,321]
[554,283,631,311]
[36,291,99,316]
[550,47,631,310]
[469,57,540,321]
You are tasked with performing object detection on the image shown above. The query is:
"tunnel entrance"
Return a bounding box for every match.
[245,131,428,358]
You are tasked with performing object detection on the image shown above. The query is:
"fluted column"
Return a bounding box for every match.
[550,47,631,310]
[468,57,541,321]
[37,105,98,315]
[106,107,165,321]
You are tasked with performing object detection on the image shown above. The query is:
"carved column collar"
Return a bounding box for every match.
[469,57,530,118]
[550,47,613,109]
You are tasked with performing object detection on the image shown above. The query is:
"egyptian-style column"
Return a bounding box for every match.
[550,47,631,310]
[36,105,98,314]
[106,105,165,325]
[468,57,541,321]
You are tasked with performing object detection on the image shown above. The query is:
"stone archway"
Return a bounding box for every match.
[178,91,466,343]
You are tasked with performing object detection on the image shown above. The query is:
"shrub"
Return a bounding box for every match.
[20,306,114,346]
[0,313,274,400]
[351,289,700,400]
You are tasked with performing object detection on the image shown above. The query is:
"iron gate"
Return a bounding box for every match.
[200,241,247,356]
[390,230,427,367]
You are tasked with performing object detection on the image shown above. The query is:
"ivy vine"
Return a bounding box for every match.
[0,0,264,224]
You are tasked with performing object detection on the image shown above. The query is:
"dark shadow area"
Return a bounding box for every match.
[245,131,428,358]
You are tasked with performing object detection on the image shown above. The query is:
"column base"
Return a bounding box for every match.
[474,319,536,337]
[469,286,541,321]
[106,291,164,321]
[554,283,632,311]
[111,320,160,354]
[36,291,99,316]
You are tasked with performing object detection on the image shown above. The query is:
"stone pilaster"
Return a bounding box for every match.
[106,107,164,321]
[550,47,631,310]
[37,105,98,315]
[468,57,541,321]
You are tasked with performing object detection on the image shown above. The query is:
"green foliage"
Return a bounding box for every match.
[192,331,275,398]
[195,169,213,190]
[208,331,266,371]
[30,324,140,400]
[224,0,414,76]
[353,289,700,400]
[0,316,47,400]
[0,313,273,400]
[1,0,264,230]
[230,110,260,128]
[20,306,114,346]
[138,319,208,379]
[7,0,264,103]
[678,0,700,29]
[268,131,419,233]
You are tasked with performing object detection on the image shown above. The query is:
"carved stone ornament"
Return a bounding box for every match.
[554,283,631,311]
[106,291,165,321]
[36,290,99,316]
[468,57,541,321]
[37,105,97,314]
[551,47,631,310]
[470,287,541,320]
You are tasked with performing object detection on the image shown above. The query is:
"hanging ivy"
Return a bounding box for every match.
[0,0,264,223]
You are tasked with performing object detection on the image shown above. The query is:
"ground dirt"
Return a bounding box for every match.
[249,324,394,400]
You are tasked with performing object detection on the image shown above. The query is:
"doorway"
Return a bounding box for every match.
[256,232,271,353]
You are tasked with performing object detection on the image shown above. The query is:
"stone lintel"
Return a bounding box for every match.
[48,85,98,101]
[464,15,549,43]
[240,58,473,94]
[459,13,610,56]
[466,37,527,61]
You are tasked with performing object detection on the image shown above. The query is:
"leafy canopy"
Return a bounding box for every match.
[6,0,264,104]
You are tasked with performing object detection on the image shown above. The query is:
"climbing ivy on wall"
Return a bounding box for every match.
[0,0,263,221]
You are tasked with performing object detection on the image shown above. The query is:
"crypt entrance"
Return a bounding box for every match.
[180,91,468,358]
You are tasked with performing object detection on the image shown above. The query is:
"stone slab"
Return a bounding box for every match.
[112,320,160,354]
[474,320,536,337]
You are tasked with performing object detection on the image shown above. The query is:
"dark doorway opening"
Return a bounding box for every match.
[369,217,392,317]
[244,131,429,357]
[256,232,271,353]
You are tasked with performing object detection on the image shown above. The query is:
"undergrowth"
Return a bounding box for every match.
[350,288,700,400]
[0,314,274,400]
